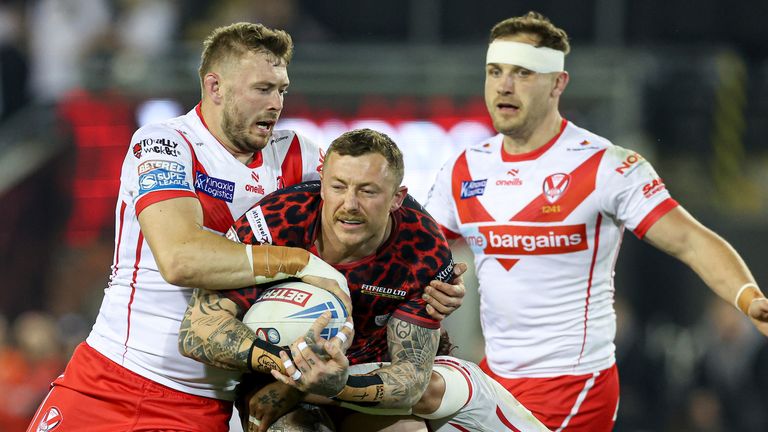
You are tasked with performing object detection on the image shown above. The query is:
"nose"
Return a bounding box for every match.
[498,73,515,95]
[342,190,360,212]
[269,90,284,111]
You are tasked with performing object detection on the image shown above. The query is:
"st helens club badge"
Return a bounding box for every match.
[36,407,63,431]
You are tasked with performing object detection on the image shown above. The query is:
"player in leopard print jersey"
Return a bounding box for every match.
[225,179,453,365]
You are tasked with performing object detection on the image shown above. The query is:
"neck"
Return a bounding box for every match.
[502,111,563,155]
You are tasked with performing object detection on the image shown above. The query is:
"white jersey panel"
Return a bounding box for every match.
[425,121,676,378]
[87,106,322,400]
[429,357,550,432]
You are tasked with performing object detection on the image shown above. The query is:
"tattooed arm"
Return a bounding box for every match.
[345,318,439,408]
[178,288,287,374]
[277,316,439,409]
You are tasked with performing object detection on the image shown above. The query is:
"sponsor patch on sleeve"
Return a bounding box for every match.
[245,205,273,244]
[137,160,190,194]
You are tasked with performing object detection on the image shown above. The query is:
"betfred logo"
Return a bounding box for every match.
[467,224,588,255]
[615,152,644,175]
[258,288,311,306]
[138,160,184,175]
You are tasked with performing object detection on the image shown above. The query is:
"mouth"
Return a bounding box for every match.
[496,101,520,114]
[253,120,275,134]
[337,216,365,228]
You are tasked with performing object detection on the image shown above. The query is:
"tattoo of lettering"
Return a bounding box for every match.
[179,289,257,371]
[375,318,438,406]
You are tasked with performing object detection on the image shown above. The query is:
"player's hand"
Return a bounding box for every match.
[271,312,351,397]
[245,380,303,432]
[300,274,353,315]
[424,262,468,320]
[749,298,768,336]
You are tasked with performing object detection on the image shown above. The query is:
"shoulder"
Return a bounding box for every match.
[272,129,321,151]
[395,197,454,280]
[229,181,320,245]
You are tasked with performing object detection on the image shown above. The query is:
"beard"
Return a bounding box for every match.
[221,99,270,153]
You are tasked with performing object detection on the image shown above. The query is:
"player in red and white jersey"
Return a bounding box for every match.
[27,22,356,432]
[424,11,768,432]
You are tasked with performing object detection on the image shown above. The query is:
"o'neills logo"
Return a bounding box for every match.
[466,224,588,255]
[361,284,407,299]
[258,288,311,306]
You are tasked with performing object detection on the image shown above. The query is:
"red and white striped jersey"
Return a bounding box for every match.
[86,105,323,400]
[425,120,677,378]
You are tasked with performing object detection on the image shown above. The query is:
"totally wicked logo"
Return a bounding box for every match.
[463,224,588,255]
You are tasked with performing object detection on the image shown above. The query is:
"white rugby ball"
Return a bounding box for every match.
[243,281,349,347]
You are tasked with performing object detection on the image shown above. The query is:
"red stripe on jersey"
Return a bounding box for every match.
[633,198,679,239]
[175,129,235,233]
[438,223,461,240]
[110,201,127,283]
[447,423,471,432]
[135,190,197,215]
[451,152,494,224]
[497,258,520,271]
[577,213,602,365]
[434,358,473,409]
[279,135,304,187]
[511,149,606,223]
[122,231,144,362]
[496,405,523,431]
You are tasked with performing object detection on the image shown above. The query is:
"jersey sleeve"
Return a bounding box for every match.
[391,213,455,330]
[597,146,679,238]
[122,124,197,215]
[424,154,462,237]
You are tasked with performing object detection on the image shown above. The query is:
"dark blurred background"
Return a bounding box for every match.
[1,0,767,430]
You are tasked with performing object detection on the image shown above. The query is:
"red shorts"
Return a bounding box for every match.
[27,342,232,432]
[480,359,619,432]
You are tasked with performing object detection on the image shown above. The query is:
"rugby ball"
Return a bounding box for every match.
[242,281,349,347]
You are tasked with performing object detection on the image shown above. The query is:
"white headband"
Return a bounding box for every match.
[486,41,564,73]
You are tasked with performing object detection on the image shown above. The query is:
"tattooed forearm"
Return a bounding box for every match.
[337,318,438,408]
[179,288,279,373]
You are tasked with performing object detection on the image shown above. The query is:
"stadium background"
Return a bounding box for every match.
[1,0,767,430]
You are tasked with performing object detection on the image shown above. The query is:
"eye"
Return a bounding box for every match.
[516,69,534,78]
[487,67,502,78]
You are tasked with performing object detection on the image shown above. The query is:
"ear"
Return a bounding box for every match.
[390,186,408,212]
[551,71,569,97]
[203,72,224,104]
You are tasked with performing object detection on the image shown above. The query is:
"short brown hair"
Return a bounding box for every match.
[325,129,405,188]
[490,11,570,54]
[198,22,293,84]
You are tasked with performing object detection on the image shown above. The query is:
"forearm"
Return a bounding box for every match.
[139,198,308,290]
[674,227,757,304]
[335,320,438,409]
[334,364,432,409]
[644,207,759,306]
[179,289,288,374]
